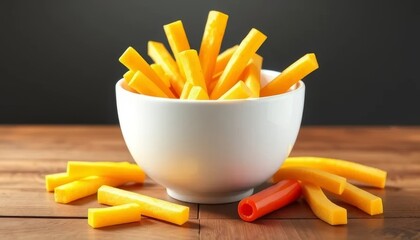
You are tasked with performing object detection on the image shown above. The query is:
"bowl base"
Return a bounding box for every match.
[166,188,254,204]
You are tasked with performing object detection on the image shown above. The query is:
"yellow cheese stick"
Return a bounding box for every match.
[333,182,383,215]
[218,81,252,100]
[282,157,387,188]
[210,28,267,99]
[187,86,209,100]
[260,53,318,97]
[122,70,137,93]
[243,54,263,97]
[178,50,208,93]
[54,176,126,204]
[119,47,144,71]
[121,80,137,93]
[180,82,193,99]
[301,182,347,225]
[129,71,170,98]
[98,185,190,225]
[251,53,263,69]
[148,41,185,96]
[119,47,175,98]
[67,161,145,183]
[213,45,238,79]
[163,20,190,78]
[151,63,171,88]
[88,203,141,228]
[244,69,260,98]
[123,70,136,83]
[45,172,81,192]
[272,167,346,195]
[199,10,229,85]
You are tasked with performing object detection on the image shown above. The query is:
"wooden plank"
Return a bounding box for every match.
[1,126,419,238]
[199,199,312,220]
[1,158,419,190]
[0,159,68,173]
[200,218,420,240]
[3,151,420,170]
[6,171,418,220]
[1,156,419,189]
[293,126,420,152]
[1,126,419,190]
[5,158,420,188]
[0,172,45,189]
[199,188,420,219]
[0,172,162,190]
[0,188,102,217]
[0,184,198,219]
[0,217,199,240]
[1,126,419,161]
[0,125,132,161]
[290,149,420,165]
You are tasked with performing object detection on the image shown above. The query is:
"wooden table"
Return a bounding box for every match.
[0,125,419,239]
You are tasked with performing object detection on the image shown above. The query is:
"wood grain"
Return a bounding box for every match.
[0,182,198,219]
[200,218,420,240]
[0,172,165,190]
[0,125,419,239]
[199,188,420,219]
[292,126,420,152]
[0,125,132,161]
[0,217,199,240]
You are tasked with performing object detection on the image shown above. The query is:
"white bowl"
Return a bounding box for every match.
[116,69,305,204]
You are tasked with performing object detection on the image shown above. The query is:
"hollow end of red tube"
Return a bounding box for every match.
[238,200,257,222]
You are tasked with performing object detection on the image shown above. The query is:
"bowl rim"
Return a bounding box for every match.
[116,69,305,104]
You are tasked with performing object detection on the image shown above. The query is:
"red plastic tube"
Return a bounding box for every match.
[238,180,302,222]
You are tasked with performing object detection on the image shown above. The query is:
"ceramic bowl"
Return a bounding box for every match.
[116,69,305,204]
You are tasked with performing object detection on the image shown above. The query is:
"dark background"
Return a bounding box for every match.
[1,0,419,125]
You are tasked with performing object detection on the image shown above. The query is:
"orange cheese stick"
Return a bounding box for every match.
[129,71,169,98]
[123,70,135,83]
[301,182,347,225]
[180,82,194,99]
[273,167,346,195]
[199,10,229,85]
[282,157,387,188]
[119,47,175,98]
[244,70,260,98]
[121,81,136,93]
[148,41,185,96]
[251,53,263,69]
[163,20,191,78]
[333,182,383,215]
[150,63,171,88]
[210,28,267,99]
[122,70,137,93]
[208,76,219,95]
[242,54,263,97]
[188,86,209,100]
[213,45,238,79]
[260,53,318,97]
[218,81,252,100]
[178,50,208,93]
